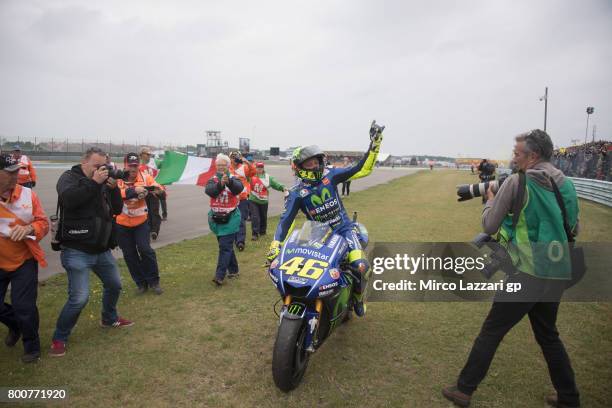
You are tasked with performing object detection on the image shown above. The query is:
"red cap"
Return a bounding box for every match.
[255,162,264,168]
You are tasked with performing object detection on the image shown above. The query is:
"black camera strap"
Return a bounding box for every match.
[511,171,526,232]
[548,176,575,243]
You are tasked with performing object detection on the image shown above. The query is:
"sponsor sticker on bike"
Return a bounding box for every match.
[287,276,309,285]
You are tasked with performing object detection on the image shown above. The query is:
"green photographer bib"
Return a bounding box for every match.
[498,176,578,279]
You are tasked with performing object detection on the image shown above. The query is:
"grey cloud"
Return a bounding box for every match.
[0,0,610,157]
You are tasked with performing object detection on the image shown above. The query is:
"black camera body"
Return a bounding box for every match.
[472,233,517,279]
[101,166,129,180]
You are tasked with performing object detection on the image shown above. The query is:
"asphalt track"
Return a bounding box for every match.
[31,164,418,281]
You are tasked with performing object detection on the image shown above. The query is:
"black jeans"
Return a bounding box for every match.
[342,181,351,196]
[0,259,39,354]
[249,201,268,236]
[146,194,161,235]
[116,223,160,288]
[457,276,580,406]
[235,200,249,245]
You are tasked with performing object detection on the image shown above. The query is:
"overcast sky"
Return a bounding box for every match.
[1,0,610,158]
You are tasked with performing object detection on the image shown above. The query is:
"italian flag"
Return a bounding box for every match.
[155,151,217,186]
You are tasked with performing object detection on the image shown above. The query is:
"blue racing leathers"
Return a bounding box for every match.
[271,136,382,293]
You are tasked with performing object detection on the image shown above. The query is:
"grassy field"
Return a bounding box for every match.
[2,170,611,407]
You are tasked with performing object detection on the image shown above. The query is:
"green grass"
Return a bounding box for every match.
[2,170,611,407]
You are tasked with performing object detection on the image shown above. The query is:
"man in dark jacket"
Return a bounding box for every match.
[49,148,134,358]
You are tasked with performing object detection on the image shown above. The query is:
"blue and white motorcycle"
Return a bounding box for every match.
[268,219,368,392]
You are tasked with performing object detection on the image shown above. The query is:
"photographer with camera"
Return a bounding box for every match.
[0,153,48,363]
[228,151,255,251]
[477,159,495,204]
[115,153,163,295]
[50,148,133,358]
[443,130,581,407]
[139,147,166,236]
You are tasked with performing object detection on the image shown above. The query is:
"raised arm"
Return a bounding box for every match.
[330,123,384,184]
[205,178,223,198]
[57,171,100,210]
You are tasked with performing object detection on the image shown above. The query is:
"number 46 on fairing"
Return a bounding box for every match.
[279,256,329,280]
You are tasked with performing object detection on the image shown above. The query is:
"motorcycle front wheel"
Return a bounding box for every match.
[272,317,310,392]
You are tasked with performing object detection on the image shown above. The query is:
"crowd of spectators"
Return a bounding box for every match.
[552,140,612,181]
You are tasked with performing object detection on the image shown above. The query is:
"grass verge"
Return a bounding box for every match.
[1,170,611,407]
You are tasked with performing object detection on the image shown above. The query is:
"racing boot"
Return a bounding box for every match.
[349,258,369,317]
[352,291,367,317]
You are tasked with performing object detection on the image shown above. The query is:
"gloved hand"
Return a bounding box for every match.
[267,240,281,262]
[31,181,36,188]
[369,120,384,153]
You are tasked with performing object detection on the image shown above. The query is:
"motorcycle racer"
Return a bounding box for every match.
[267,121,384,316]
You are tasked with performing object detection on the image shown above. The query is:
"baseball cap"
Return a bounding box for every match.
[12,144,21,151]
[125,152,140,166]
[0,153,21,172]
[255,162,264,168]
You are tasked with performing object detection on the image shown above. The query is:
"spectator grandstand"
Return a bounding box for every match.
[552,140,612,181]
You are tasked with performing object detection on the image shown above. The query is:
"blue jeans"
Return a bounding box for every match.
[0,259,39,354]
[115,222,160,288]
[216,233,239,280]
[53,249,122,342]
[235,200,249,245]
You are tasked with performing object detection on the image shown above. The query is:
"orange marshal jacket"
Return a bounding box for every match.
[116,172,161,228]
[229,161,255,201]
[0,184,48,271]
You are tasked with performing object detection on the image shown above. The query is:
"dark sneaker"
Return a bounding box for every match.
[353,300,367,317]
[546,393,580,408]
[442,385,471,407]
[100,317,135,328]
[5,327,20,347]
[21,351,41,364]
[151,284,163,295]
[136,286,148,295]
[49,340,66,357]
[212,278,223,286]
[236,242,245,251]
[228,272,240,279]
[151,232,158,241]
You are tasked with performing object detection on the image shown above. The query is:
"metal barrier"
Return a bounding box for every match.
[569,177,612,207]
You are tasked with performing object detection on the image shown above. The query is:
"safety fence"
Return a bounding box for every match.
[570,177,612,207]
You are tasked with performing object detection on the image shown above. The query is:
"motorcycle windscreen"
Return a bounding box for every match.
[295,221,332,248]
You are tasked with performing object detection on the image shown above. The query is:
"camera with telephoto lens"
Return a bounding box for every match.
[456,173,509,202]
[101,166,129,180]
[472,233,516,279]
